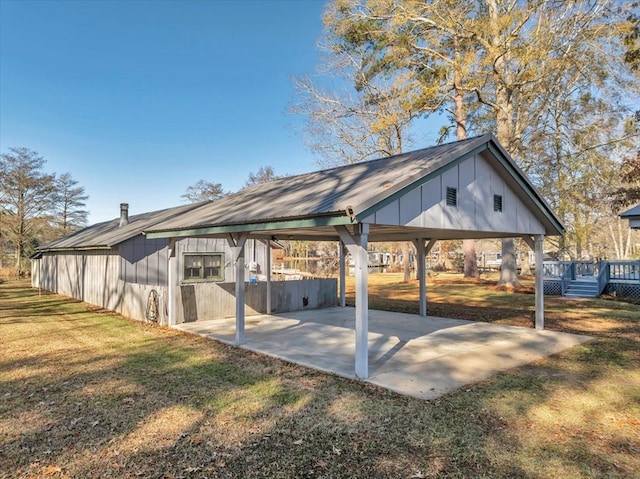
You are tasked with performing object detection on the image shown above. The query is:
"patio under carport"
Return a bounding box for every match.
[145,134,569,383]
[175,307,589,400]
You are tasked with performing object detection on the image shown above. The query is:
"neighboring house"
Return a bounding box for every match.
[31,203,333,325]
[620,204,640,229]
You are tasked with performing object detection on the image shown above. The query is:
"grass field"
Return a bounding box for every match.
[1,277,639,478]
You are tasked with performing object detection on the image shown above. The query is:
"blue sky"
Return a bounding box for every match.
[0,0,336,223]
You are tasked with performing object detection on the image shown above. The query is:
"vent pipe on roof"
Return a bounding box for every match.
[119,203,129,227]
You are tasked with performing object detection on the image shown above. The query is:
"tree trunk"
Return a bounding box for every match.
[453,35,478,278]
[497,238,519,287]
[462,239,478,277]
[402,241,411,282]
[14,241,22,273]
[576,237,583,259]
[520,249,532,276]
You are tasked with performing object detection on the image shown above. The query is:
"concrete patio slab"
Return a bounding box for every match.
[174,307,591,400]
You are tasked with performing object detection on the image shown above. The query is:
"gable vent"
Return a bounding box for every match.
[494,194,503,212]
[446,187,458,207]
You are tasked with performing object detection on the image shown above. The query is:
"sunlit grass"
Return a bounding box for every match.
[1,279,638,478]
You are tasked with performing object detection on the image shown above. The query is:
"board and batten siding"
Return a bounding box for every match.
[31,236,336,326]
[174,279,337,323]
[364,152,545,235]
[32,250,119,307]
[118,236,269,285]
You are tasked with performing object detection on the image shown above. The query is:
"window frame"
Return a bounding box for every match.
[182,252,225,283]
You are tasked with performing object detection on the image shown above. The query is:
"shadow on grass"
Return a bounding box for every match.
[1,281,638,478]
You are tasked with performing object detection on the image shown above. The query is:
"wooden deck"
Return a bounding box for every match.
[543,261,640,298]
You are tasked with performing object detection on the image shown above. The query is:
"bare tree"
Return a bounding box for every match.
[54,172,89,235]
[0,147,56,274]
[181,180,227,203]
[244,166,280,188]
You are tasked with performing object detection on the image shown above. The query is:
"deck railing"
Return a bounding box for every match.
[543,260,640,297]
[574,261,597,277]
[607,261,640,281]
[560,262,575,296]
[597,261,610,295]
[543,261,572,278]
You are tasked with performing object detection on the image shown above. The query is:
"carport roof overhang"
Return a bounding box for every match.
[144,214,555,242]
[144,135,563,242]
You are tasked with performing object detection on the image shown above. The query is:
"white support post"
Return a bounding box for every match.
[412,239,427,317]
[335,224,369,379]
[266,240,272,315]
[227,233,250,345]
[534,234,545,329]
[167,238,177,326]
[339,241,347,307]
[354,224,369,378]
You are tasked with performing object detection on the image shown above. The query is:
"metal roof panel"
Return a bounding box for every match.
[38,202,208,251]
[146,135,493,233]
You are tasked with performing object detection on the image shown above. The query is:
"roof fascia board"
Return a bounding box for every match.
[355,143,489,221]
[145,215,354,239]
[34,246,114,254]
[485,143,564,235]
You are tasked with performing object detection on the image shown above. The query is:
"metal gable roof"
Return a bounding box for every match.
[38,134,563,252]
[36,202,209,252]
[620,204,640,218]
[145,134,563,237]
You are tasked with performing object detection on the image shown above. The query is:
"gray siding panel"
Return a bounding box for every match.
[34,236,336,326]
[173,279,337,323]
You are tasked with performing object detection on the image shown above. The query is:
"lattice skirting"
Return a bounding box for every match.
[544,280,563,295]
[604,282,640,298]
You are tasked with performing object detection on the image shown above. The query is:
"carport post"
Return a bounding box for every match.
[412,239,436,317]
[339,241,347,307]
[335,224,370,379]
[534,235,544,329]
[354,224,369,378]
[167,238,178,326]
[266,241,272,314]
[413,239,427,317]
[227,233,250,345]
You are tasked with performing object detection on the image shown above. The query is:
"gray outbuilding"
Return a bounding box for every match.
[31,203,331,324]
[144,134,564,379]
[620,204,640,229]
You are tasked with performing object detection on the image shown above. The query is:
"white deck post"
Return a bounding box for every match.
[339,241,346,307]
[167,238,177,326]
[266,240,272,314]
[535,234,545,329]
[227,233,250,345]
[354,224,369,378]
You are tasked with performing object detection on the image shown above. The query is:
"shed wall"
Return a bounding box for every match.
[174,279,337,323]
[118,236,269,285]
[31,237,335,326]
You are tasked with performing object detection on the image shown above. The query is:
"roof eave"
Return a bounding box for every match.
[31,245,114,256]
[144,212,354,239]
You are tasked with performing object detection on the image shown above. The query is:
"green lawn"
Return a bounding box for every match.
[1,278,639,478]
